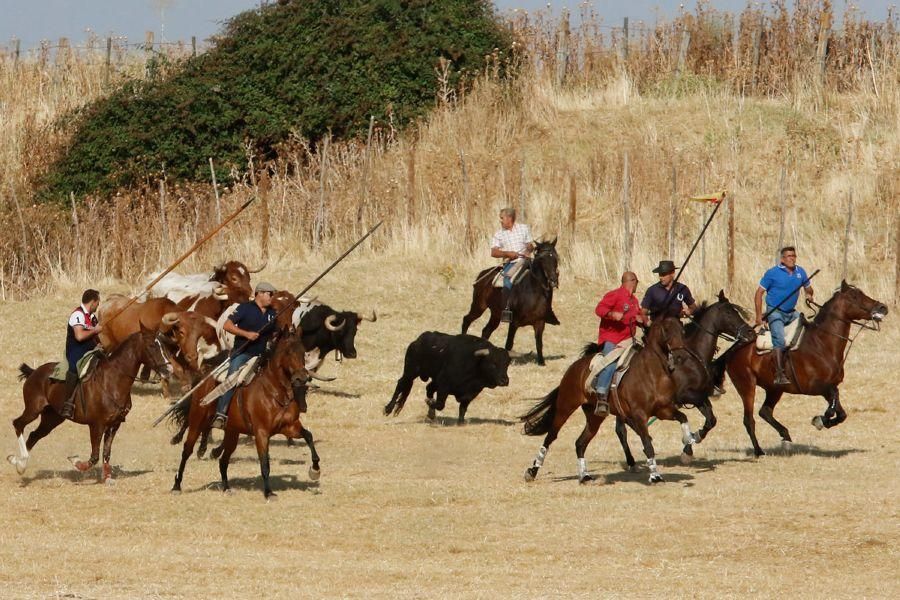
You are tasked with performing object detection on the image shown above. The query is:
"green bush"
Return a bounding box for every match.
[42,0,512,200]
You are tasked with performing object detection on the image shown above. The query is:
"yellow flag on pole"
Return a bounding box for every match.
[690,190,727,204]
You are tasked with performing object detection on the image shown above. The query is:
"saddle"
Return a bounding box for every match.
[583,334,643,395]
[755,316,806,354]
[491,260,529,288]
[49,349,104,383]
[199,356,260,406]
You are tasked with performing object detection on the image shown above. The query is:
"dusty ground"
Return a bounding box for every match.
[0,255,896,599]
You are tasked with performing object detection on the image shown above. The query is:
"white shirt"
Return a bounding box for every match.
[68,304,97,329]
[490,223,533,255]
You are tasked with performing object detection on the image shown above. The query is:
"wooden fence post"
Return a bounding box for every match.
[622,17,629,65]
[727,192,735,289]
[622,152,632,270]
[209,158,222,223]
[191,36,197,57]
[518,157,527,222]
[568,173,577,235]
[816,10,832,87]
[13,39,20,68]
[159,177,169,263]
[751,15,763,93]
[555,11,570,86]
[314,136,329,249]
[842,190,853,281]
[105,37,112,86]
[676,28,691,78]
[259,167,271,259]
[459,150,473,251]
[668,163,677,258]
[406,147,416,226]
[894,212,900,305]
[699,165,706,274]
[777,166,786,263]
[71,192,80,274]
[357,115,375,229]
[732,16,740,70]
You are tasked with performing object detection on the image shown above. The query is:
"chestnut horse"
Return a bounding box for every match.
[725,281,887,456]
[520,317,693,484]
[461,239,560,365]
[169,329,319,498]
[8,327,173,483]
[614,292,756,467]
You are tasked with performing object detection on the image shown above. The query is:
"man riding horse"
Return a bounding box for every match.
[754,246,814,385]
[61,289,104,419]
[641,260,698,321]
[490,208,535,323]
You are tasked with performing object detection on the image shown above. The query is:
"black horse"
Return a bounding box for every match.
[461,239,560,366]
[614,291,756,467]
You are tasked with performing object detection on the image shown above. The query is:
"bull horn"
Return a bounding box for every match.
[248,261,267,273]
[307,371,336,382]
[159,312,181,332]
[474,348,490,357]
[356,310,377,323]
[213,285,229,300]
[203,317,219,330]
[324,314,346,332]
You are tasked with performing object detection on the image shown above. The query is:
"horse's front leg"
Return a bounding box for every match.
[100,423,121,484]
[533,321,546,366]
[693,399,718,443]
[615,416,636,471]
[72,423,102,473]
[300,428,321,481]
[671,408,699,465]
[629,412,663,484]
[814,385,847,430]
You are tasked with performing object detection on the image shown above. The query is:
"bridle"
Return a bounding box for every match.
[530,245,559,293]
[804,287,885,364]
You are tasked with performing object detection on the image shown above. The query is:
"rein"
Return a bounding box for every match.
[804,296,880,364]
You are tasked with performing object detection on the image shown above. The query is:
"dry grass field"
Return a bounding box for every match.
[0,253,896,599]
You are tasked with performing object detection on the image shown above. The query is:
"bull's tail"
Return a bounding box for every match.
[520,387,559,436]
[18,363,35,381]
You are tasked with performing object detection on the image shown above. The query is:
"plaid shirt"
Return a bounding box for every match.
[490,223,533,257]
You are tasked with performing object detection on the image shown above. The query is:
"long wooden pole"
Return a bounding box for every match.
[103,196,256,327]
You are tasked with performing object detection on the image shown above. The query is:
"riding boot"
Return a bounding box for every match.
[60,371,78,420]
[773,348,791,385]
[593,391,610,417]
[501,287,513,323]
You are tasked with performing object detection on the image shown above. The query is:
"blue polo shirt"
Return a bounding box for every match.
[759,264,811,312]
[228,301,276,357]
[641,282,695,318]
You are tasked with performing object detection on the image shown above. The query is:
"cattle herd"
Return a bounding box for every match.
[5,257,889,497]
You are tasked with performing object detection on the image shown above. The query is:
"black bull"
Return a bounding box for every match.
[384,332,511,424]
[298,304,377,365]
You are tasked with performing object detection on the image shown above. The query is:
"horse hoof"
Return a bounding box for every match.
[308,466,321,481]
[105,478,117,487]
[625,463,638,473]
[211,447,224,460]
[222,487,233,495]
[812,416,825,431]
[578,474,595,484]
[171,487,181,495]
[680,452,693,465]
[427,408,436,420]
[7,455,26,475]
[649,473,664,484]
[265,492,278,502]
[523,467,537,482]
[73,460,92,472]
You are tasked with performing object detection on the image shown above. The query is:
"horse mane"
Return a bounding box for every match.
[813,291,841,325]
[684,301,711,336]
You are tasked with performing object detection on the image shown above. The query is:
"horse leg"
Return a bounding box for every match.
[254,430,275,499]
[300,428,321,480]
[480,309,502,341]
[670,408,699,465]
[524,390,583,482]
[814,386,846,430]
[504,323,519,353]
[629,414,663,484]
[8,400,53,475]
[693,399,718,444]
[170,421,188,446]
[614,416,637,471]
[573,408,605,483]
[758,388,791,447]
[172,419,206,493]
[197,425,211,459]
[533,321,546,366]
[72,423,103,473]
[217,429,240,493]
[729,365,765,457]
[100,424,121,484]
[461,298,487,335]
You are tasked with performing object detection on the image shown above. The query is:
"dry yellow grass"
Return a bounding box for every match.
[0,253,896,598]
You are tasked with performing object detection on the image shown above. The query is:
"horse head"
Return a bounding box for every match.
[829,280,888,323]
[648,317,687,354]
[138,324,174,380]
[709,290,755,343]
[532,237,559,290]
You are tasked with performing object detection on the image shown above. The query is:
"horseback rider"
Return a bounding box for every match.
[754,246,814,385]
[211,281,277,430]
[589,272,645,416]
[490,207,534,323]
[61,289,103,419]
[641,260,698,320]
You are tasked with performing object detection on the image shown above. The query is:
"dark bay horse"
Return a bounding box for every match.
[169,329,319,498]
[725,281,887,456]
[8,327,172,482]
[461,238,560,365]
[615,291,756,467]
[520,317,691,484]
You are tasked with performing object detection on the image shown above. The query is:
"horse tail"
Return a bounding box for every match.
[18,363,35,381]
[581,342,602,358]
[520,387,559,436]
[166,399,191,432]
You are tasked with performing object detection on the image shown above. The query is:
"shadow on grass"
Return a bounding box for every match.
[18,466,152,487]
[312,388,361,399]
[179,474,320,495]
[509,352,566,366]
[547,468,695,487]
[743,444,865,459]
[425,415,518,427]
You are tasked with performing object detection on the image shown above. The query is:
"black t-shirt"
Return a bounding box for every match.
[229,301,276,356]
[641,282,695,319]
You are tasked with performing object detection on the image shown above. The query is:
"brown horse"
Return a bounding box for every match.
[725,280,887,456]
[8,327,173,483]
[520,317,692,484]
[169,329,320,498]
[461,239,560,365]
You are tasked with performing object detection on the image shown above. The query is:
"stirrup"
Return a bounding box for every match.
[501,309,513,323]
[211,414,227,430]
[593,394,610,416]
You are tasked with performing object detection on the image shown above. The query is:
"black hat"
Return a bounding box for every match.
[652,260,678,275]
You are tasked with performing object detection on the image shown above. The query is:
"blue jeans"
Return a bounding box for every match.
[767,307,798,349]
[591,341,618,395]
[501,262,517,290]
[215,353,254,417]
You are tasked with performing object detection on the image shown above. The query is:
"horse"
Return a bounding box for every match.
[614,291,756,467]
[520,317,693,484]
[461,238,560,365]
[724,280,887,456]
[8,327,173,483]
[169,329,321,498]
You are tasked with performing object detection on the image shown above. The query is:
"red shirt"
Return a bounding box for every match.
[595,286,641,345]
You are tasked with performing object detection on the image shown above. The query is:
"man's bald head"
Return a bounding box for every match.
[621,271,638,293]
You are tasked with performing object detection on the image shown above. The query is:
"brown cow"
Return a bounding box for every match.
[97,295,179,351]
[158,311,223,373]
